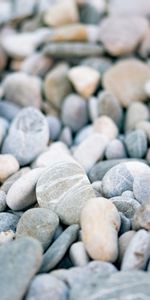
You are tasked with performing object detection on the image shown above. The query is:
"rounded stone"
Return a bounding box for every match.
[81,197,121,262]
[74,125,93,145]
[132,199,150,230]
[16,208,59,250]
[69,241,89,267]
[36,160,95,225]
[0,237,42,300]
[0,230,15,246]
[125,129,147,158]
[0,191,6,212]
[121,229,150,270]
[46,116,61,141]
[2,72,42,108]
[6,168,44,211]
[125,102,149,132]
[133,172,150,203]
[136,120,150,142]
[118,231,136,264]
[119,213,131,236]
[105,139,126,160]
[0,212,20,232]
[0,154,19,183]
[2,107,49,166]
[25,274,68,300]
[60,127,73,147]
[93,116,118,140]
[110,196,141,218]
[1,167,30,194]
[61,94,88,132]
[0,101,21,122]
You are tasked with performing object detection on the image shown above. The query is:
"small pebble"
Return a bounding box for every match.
[125,129,147,158]
[60,127,73,147]
[46,116,61,141]
[0,212,20,232]
[93,116,118,140]
[0,154,19,183]
[69,241,89,266]
[125,102,149,132]
[105,139,126,160]
[110,196,140,218]
[118,231,136,264]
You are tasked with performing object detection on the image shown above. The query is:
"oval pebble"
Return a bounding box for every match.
[1,167,30,194]
[125,129,147,158]
[0,154,19,183]
[36,160,95,224]
[69,241,89,267]
[125,102,149,132]
[93,116,118,140]
[110,196,141,218]
[2,107,49,166]
[118,231,136,264]
[105,139,127,160]
[81,197,121,262]
[6,168,44,211]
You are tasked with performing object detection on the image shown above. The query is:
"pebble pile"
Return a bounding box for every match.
[0,0,150,299]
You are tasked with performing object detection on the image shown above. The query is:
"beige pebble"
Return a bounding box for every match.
[81,197,121,262]
[93,116,118,140]
[0,154,19,183]
[68,66,100,98]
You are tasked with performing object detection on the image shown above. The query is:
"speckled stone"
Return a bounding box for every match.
[0,191,6,212]
[0,212,20,232]
[132,199,150,230]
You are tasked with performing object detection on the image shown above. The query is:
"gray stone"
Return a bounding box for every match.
[69,241,89,267]
[2,107,49,166]
[1,167,30,194]
[125,129,147,158]
[40,225,79,273]
[0,237,42,300]
[79,3,101,24]
[88,97,98,122]
[133,173,150,203]
[121,229,150,270]
[0,101,21,122]
[118,231,136,264]
[125,102,149,132]
[81,57,112,74]
[0,117,8,147]
[16,208,59,250]
[25,274,68,300]
[98,90,123,129]
[132,199,150,230]
[46,116,61,141]
[61,94,88,132]
[36,160,95,225]
[0,212,20,232]
[0,191,6,212]
[119,213,131,236]
[102,163,133,198]
[74,125,93,145]
[60,127,72,147]
[111,196,140,218]
[105,139,126,160]
[122,190,135,199]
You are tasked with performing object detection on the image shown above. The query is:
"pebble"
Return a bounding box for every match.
[132,199,150,230]
[60,127,72,147]
[108,0,150,17]
[0,154,19,183]
[46,116,61,141]
[125,102,149,132]
[0,230,15,246]
[81,197,120,262]
[99,16,149,56]
[25,274,68,300]
[16,208,59,250]
[73,133,108,172]
[133,172,150,203]
[91,181,102,197]
[43,63,72,109]
[122,190,135,199]
[136,120,150,142]
[44,42,104,58]
[121,229,150,270]
[119,213,131,236]
[36,160,95,224]
[2,107,49,166]
[93,116,118,140]
[43,0,79,27]
[103,59,150,107]
[21,52,53,77]
[68,65,100,98]
[105,139,126,160]
[125,129,147,158]
[81,57,112,74]
[1,167,30,194]
[61,94,88,132]
[69,241,89,267]
[0,117,8,147]
[2,72,42,108]
[6,168,44,211]
[0,212,20,232]
[110,196,141,218]
[79,3,101,25]
[40,224,79,273]
[118,231,136,264]
[97,90,123,129]
[0,101,21,122]
[0,237,42,300]
[74,125,93,145]
[0,191,6,212]
[88,97,98,122]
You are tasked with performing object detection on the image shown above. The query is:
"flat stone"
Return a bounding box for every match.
[2,107,49,166]
[0,212,19,232]
[36,160,95,224]
[99,16,149,56]
[93,116,118,140]
[0,154,19,183]
[105,139,126,160]
[43,63,72,109]
[81,197,120,262]
[2,72,42,108]
[16,208,59,250]
[73,133,108,173]
[0,191,6,212]
[68,65,100,98]
[98,90,123,129]
[110,196,140,218]
[6,168,44,211]
[103,59,150,107]
[121,229,150,271]
[61,94,88,132]
[125,129,147,158]
[133,172,150,203]
[25,274,68,300]
[125,102,149,132]
[40,224,79,273]
[69,241,89,266]
[132,199,150,230]
[0,237,42,300]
